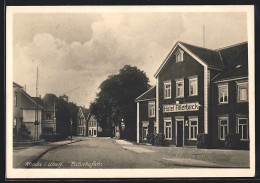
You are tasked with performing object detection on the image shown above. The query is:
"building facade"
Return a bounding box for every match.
[136,41,249,149]
[88,115,99,137]
[77,107,90,136]
[13,82,56,140]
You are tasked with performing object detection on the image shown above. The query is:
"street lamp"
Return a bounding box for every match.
[70,119,73,142]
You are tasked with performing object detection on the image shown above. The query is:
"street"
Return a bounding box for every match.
[29,137,190,168]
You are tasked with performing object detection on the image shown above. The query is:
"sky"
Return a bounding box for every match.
[12,11,248,108]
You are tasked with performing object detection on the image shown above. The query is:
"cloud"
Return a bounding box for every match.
[12,12,247,107]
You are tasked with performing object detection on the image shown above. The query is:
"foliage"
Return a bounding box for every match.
[196,133,210,149]
[225,133,240,150]
[13,124,32,141]
[90,65,150,140]
[154,133,167,146]
[147,133,155,145]
[40,133,66,142]
[43,94,81,137]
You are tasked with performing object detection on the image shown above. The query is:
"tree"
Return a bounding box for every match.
[90,65,150,140]
[42,94,80,137]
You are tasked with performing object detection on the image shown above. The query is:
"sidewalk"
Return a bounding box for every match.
[116,139,250,168]
[13,136,82,168]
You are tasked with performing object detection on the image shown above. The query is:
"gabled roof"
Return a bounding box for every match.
[78,107,90,119]
[154,41,225,77]
[13,82,23,88]
[179,42,225,70]
[20,89,44,109]
[213,42,248,82]
[32,97,54,111]
[135,86,156,102]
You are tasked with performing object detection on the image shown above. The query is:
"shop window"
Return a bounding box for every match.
[189,77,198,96]
[218,84,228,104]
[237,118,248,140]
[164,118,172,140]
[176,79,184,98]
[175,49,184,62]
[164,81,171,99]
[237,82,248,102]
[148,101,155,117]
[219,117,229,140]
[189,117,198,140]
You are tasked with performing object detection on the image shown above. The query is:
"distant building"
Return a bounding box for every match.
[136,41,249,149]
[77,107,90,136]
[88,115,98,137]
[13,82,56,139]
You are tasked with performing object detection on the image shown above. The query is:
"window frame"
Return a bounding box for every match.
[189,117,198,140]
[218,116,229,140]
[13,117,17,127]
[189,76,198,96]
[163,81,171,99]
[236,81,248,102]
[14,92,17,107]
[176,79,184,98]
[237,117,249,141]
[218,84,228,104]
[175,49,184,63]
[148,101,155,118]
[164,118,172,140]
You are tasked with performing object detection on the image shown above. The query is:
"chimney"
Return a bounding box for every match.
[39,94,41,99]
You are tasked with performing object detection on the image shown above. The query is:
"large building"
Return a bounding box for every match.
[13,82,56,139]
[136,41,249,149]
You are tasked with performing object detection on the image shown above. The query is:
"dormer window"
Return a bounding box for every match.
[175,49,184,62]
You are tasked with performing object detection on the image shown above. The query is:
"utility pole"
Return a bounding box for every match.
[203,24,205,48]
[34,67,39,144]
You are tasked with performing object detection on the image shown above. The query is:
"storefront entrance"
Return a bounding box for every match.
[176,119,184,147]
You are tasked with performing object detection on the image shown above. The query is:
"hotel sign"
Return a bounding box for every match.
[163,102,200,113]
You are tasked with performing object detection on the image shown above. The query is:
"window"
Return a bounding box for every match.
[148,101,155,117]
[176,79,184,98]
[94,130,97,136]
[237,118,248,140]
[164,118,172,140]
[164,81,171,99]
[13,117,17,127]
[175,49,184,62]
[189,117,198,140]
[189,77,198,96]
[219,117,229,140]
[218,84,228,104]
[14,93,17,106]
[237,82,248,102]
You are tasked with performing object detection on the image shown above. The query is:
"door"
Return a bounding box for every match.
[176,120,184,147]
[142,127,148,140]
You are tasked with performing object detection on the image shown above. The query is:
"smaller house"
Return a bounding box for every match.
[77,107,90,136]
[13,82,56,140]
[87,115,103,137]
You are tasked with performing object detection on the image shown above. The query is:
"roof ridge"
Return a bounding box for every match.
[215,41,248,51]
[135,86,155,100]
[179,41,218,52]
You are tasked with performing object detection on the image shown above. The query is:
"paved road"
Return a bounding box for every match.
[31,137,188,168]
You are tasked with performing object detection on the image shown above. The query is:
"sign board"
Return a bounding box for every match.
[163,102,200,113]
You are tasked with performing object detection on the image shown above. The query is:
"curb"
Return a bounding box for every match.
[25,140,81,168]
